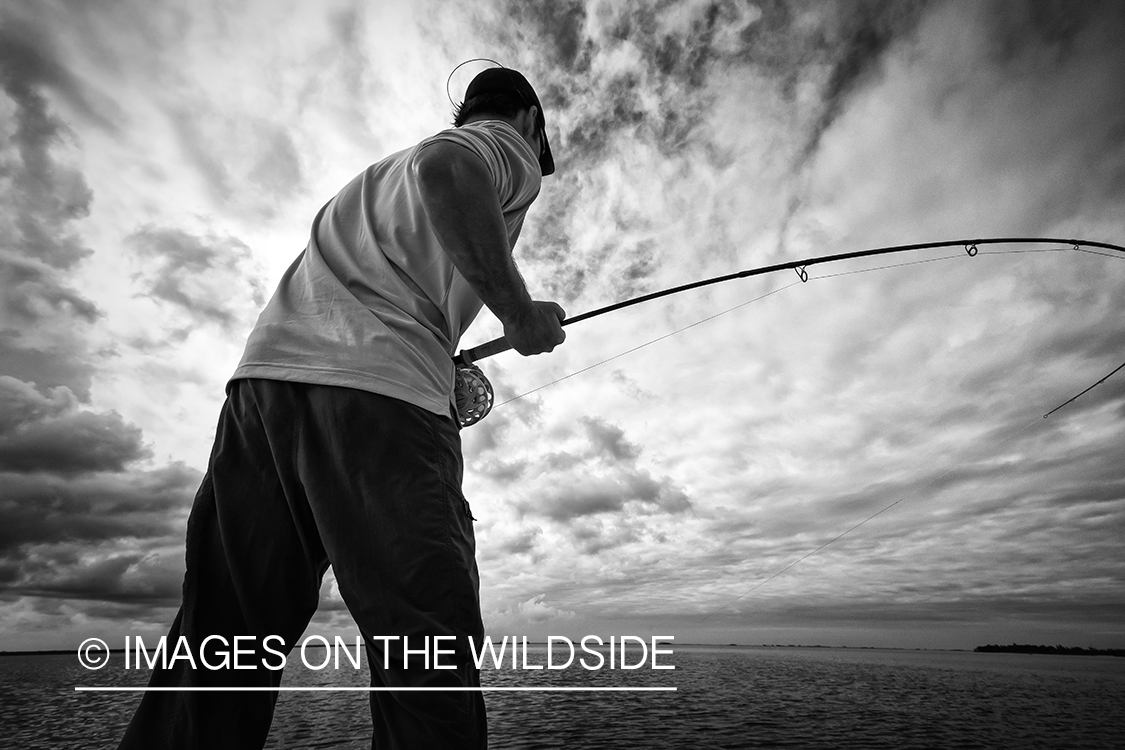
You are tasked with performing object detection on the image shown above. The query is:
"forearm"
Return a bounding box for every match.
[414,142,535,325]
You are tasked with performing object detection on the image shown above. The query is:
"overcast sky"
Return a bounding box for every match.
[1,0,1123,653]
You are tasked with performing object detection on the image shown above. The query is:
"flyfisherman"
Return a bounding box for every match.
[118,67,565,749]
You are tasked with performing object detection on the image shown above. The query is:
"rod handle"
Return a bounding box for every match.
[455,335,511,366]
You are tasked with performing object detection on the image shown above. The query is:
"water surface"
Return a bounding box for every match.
[3,646,1122,748]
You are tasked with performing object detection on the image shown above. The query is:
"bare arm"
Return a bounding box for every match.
[414,141,564,356]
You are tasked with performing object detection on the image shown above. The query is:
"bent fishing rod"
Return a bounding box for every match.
[451,236,1125,426]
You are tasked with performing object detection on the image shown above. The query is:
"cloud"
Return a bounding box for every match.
[0,11,104,398]
[798,0,930,164]
[479,524,544,562]
[0,14,96,270]
[162,111,305,210]
[0,6,118,129]
[126,226,266,334]
[537,469,690,522]
[0,376,149,475]
[484,593,576,634]
[248,126,304,195]
[0,452,197,614]
[0,462,197,555]
[0,256,101,393]
[579,414,641,461]
[801,0,1125,244]
[4,543,185,604]
[503,415,691,524]
[712,593,1125,631]
[507,0,587,71]
[0,377,192,601]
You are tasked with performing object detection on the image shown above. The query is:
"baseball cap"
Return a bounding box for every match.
[465,67,555,176]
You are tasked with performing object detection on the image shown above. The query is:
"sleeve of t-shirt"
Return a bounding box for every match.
[419,125,535,209]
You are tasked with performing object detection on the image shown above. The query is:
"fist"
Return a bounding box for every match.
[504,300,566,356]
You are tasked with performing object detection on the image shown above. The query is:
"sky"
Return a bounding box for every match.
[0,0,1123,655]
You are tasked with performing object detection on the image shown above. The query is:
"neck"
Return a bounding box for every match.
[461,109,540,160]
[462,113,517,127]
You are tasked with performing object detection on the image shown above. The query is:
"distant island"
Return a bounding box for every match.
[975,643,1124,657]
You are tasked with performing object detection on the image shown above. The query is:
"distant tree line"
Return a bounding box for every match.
[975,643,1125,657]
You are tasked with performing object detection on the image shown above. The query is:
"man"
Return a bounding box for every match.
[118,67,564,749]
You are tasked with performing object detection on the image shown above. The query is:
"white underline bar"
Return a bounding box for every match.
[75,686,676,692]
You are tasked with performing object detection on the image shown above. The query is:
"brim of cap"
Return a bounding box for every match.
[529,92,554,176]
[539,129,555,176]
[466,68,555,176]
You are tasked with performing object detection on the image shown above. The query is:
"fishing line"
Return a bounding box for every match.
[491,246,1069,411]
[495,257,932,409]
[446,58,505,107]
[494,282,800,408]
[814,246,1066,280]
[487,354,1125,618]
[700,375,1120,621]
[1043,358,1125,418]
[812,252,965,279]
[1074,247,1125,261]
[702,352,1125,620]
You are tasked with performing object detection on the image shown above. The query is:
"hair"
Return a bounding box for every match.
[453,92,528,126]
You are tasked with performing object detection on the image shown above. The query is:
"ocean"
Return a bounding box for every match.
[3,645,1123,748]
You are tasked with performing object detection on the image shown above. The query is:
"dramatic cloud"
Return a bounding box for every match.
[126,226,266,334]
[494,415,691,525]
[2,542,186,604]
[0,463,196,554]
[0,2,212,626]
[0,376,149,475]
[0,10,102,398]
[0,459,197,626]
[441,0,935,308]
[0,15,97,269]
[483,593,577,635]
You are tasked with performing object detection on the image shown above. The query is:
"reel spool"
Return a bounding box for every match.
[454,364,494,427]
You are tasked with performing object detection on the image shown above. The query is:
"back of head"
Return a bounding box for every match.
[452,91,525,127]
[452,66,555,176]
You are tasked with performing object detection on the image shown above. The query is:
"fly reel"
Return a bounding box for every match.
[454,363,494,427]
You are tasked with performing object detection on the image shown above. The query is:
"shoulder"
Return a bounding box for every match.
[424,123,536,172]
[416,122,541,205]
[427,120,522,149]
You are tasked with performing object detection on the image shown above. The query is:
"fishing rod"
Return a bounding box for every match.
[451,237,1125,426]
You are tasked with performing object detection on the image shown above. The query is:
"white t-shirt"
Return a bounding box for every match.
[230,120,542,416]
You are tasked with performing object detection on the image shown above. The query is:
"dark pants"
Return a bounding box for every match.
[118,379,487,749]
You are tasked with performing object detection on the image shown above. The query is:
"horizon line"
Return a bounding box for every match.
[75,686,677,693]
